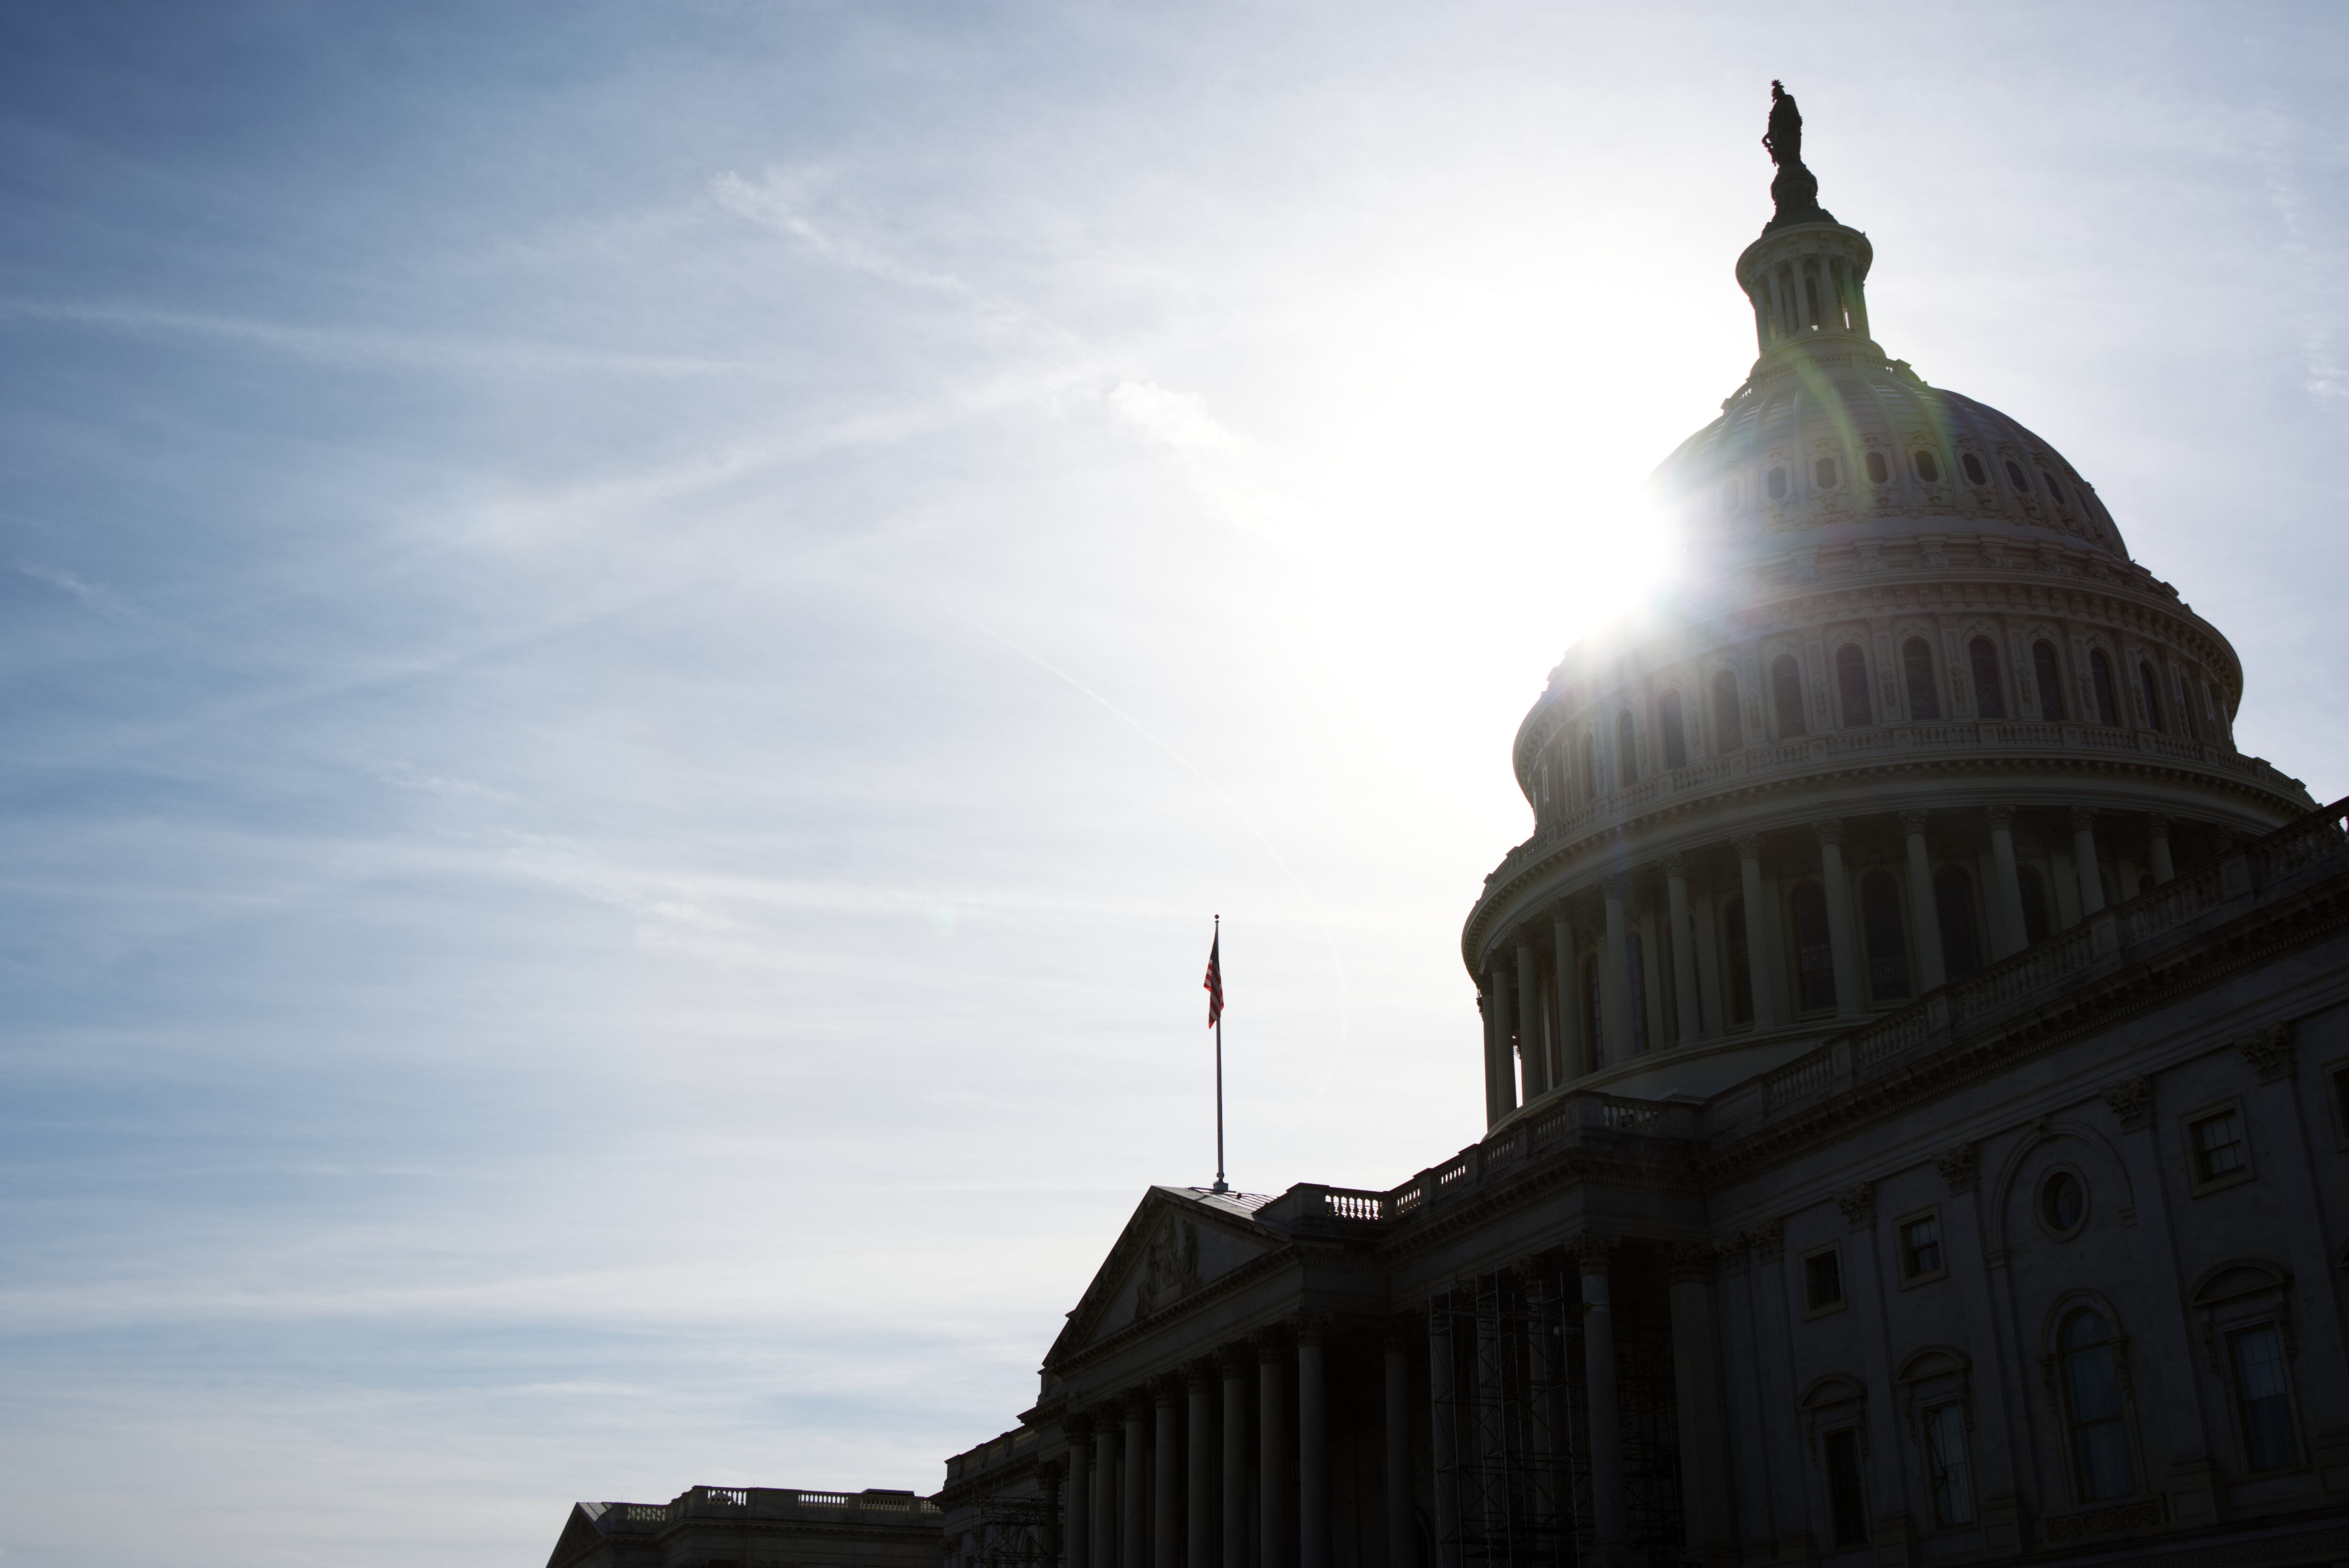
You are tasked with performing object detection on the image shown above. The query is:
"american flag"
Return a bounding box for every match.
[1203,924,1223,1027]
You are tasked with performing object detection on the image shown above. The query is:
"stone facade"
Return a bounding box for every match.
[544,1486,942,1568]
[935,141,2349,1568]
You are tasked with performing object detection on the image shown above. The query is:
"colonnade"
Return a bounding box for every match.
[1479,805,2185,1120]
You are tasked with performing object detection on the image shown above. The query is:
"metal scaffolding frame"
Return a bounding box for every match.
[1429,1270,1582,1567]
[970,1493,1058,1568]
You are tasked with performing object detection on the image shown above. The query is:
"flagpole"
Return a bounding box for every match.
[1212,914,1228,1194]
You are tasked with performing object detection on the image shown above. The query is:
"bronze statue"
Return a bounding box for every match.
[1762,79,1833,233]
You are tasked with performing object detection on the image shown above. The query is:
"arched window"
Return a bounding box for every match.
[1914,450,1941,483]
[1723,895,1755,1027]
[1961,452,1988,486]
[1791,881,1836,1012]
[2138,662,2163,732]
[1626,930,1649,1054]
[2059,1310,2134,1501]
[2032,641,2066,722]
[1934,867,1983,982]
[1773,654,1808,738]
[1615,710,1638,787]
[1969,637,2007,719]
[2043,470,2067,505]
[1815,456,1840,488]
[1903,637,1940,720]
[1835,644,1872,729]
[1582,953,1604,1069]
[2005,458,2031,492]
[1860,870,1910,1001]
[1712,669,1744,752]
[1580,734,1598,803]
[1660,690,1689,771]
[2017,863,2051,947]
[1766,466,1789,501]
[2090,649,2120,727]
[1866,450,1890,484]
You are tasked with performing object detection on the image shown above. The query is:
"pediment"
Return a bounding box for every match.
[1046,1187,1280,1365]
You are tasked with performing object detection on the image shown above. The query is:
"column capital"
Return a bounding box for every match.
[2068,805,2099,831]
[1984,804,2015,830]
[1151,1372,1182,1405]
[1212,1344,1252,1378]
[1663,851,1688,878]
[2147,811,2174,835]
[1733,832,1763,860]
[1934,1141,1979,1195]
[1836,1180,1877,1231]
[1606,870,1632,900]
[1515,925,1539,954]
[2103,1074,2154,1132]
[1568,1231,1619,1273]
[1291,1310,1331,1346]
[1812,816,1844,848]
[1254,1329,1291,1363]
[1665,1242,1713,1284]
[1185,1360,1216,1393]
[1063,1412,1095,1441]
[1124,1388,1152,1420]
[1715,1231,1753,1275]
[1899,807,1931,835]
[1750,1217,1785,1263]
[1380,1313,1421,1352]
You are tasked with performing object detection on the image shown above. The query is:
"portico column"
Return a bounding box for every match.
[1124,1395,1149,1568]
[1665,854,1701,1044]
[1384,1324,1415,1568]
[1986,806,2027,957]
[1185,1367,1213,1568]
[1220,1351,1248,1568]
[2147,812,2176,884]
[1258,1337,1290,1568]
[1601,873,1635,1061]
[1297,1317,1329,1568]
[1067,1417,1094,1568]
[1516,932,1546,1099]
[1427,1306,1459,1568]
[1551,907,1587,1080]
[1667,1246,1733,1564]
[1524,1277,1558,1528]
[1155,1379,1181,1568]
[1482,964,1516,1126]
[1576,1235,1627,1556]
[1900,809,1946,991]
[1814,819,1865,1017]
[1094,1420,1119,1568]
[2070,807,2106,915]
[1735,835,1784,1026]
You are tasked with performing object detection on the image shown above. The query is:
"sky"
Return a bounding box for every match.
[2,3,2346,1564]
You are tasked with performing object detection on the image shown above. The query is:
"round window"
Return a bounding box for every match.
[2040,1170,2086,1236]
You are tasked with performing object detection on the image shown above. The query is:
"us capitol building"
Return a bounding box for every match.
[551,93,2349,1568]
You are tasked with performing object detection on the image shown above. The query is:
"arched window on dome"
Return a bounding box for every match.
[1581,733,1599,803]
[1722,895,1755,1028]
[1962,452,1989,486]
[1970,637,2007,720]
[1914,450,1941,484]
[1791,881,1837,1012]
[2005,459,2031,493]
[2032,641,2067,722]
[1773,654,1808,738]
[1903,638,1941,721]
[1934,866,1983,981]
[1866,450,1890,484]
[2090,649,2121,728]
[1814,456,1840,489]
[2059,1309,2136,1502]
[1860,870,1911,1002]
[1712,669,1743,752]
[1659,690,1689,771]
[2043,470,2067,505]
[2138,661,2164,733]
[1722,476,1742,514]
[1766,466,1789,502]
[1835,644,1872,729]
[1615,710,1638,788]
[2017,863,2052,947]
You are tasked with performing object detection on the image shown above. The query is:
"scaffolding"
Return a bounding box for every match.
[1429,1270,1581,1567]
[969,1493,1057,1568]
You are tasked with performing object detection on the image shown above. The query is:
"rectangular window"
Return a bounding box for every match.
[1900,1214,1943,1279]
[1824,1428,1870,1545]
[1924,1403,1976,1526]
[1805,1247,1844,1312]
[2230,1325,2299,1470]
[2191,1110,2248,1185]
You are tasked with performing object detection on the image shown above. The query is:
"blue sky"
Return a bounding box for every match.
[3,4,2345,1563]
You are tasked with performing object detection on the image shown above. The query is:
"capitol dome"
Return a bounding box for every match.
[1460,160,2314,1120]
